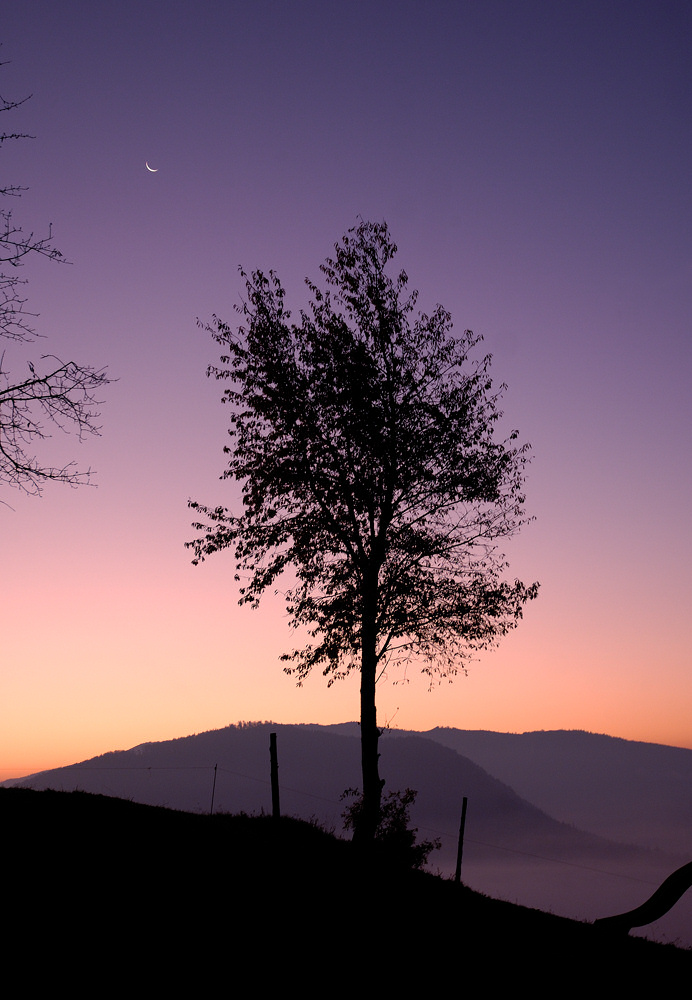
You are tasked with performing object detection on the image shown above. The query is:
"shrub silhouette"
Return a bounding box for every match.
[341,786,440,869]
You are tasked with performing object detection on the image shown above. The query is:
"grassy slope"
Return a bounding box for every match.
[4,788,689,989]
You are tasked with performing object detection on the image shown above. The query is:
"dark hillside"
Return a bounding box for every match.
[3,788,688,990]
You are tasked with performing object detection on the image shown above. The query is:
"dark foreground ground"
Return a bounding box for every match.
[4,787,689,990]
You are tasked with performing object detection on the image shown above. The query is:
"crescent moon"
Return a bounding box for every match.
[145,162,158,172]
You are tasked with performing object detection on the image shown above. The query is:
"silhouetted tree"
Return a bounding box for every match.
[0,65,109,497]
[189,220,538,842]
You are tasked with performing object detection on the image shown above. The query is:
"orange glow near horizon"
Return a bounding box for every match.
[3,585,691,783]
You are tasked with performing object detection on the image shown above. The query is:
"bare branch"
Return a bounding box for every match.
[0,59,110,496]
[0,354,109,495]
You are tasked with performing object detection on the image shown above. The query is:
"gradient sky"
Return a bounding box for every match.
[2,1,690,779]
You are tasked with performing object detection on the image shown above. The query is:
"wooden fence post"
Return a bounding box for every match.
[270,732,280,820]
[454,796,468,884]
[209,763,218,816]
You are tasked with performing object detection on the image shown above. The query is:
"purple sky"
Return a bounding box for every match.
[2,1,690,778]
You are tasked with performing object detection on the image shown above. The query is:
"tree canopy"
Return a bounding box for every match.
[189,220,538,840]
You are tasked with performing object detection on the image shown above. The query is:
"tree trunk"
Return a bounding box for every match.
[353,579,382,844]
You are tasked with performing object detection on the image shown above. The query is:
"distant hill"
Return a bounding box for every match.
[417,727,692,857]
[3,721,640,862]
